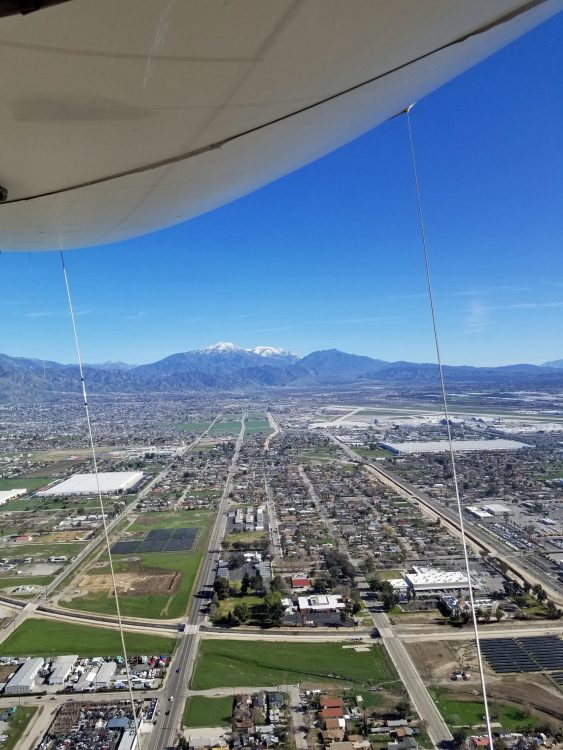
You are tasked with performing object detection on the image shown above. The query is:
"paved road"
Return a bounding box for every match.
[149,415,247,750]
[264,479,283,564]
[298,464,452,748]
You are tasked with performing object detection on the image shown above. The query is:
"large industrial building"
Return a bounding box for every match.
[37,471,144,496]
[403,566,474,598]
[381,439,530,455]
[48,655,78,685]
[0,489,27,505]
[5,658,44,694]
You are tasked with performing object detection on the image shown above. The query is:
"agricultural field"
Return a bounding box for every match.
[183,696,234,728]
[210,420,241,435]
[191,639,398,690]
[61,510,213,619]
[244,416,272,435]
[0,619,176,657]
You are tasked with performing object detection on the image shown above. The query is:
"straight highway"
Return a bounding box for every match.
[149,414,247,750]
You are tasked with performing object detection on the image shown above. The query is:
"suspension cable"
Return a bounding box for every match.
[60,252,141,745]
[404,106,494,750]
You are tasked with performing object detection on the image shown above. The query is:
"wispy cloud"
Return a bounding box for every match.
[122,311,146,321]
[463,298,563,333]
[390,285,531,302]
[26,308,91,318]
[465,299,490,332]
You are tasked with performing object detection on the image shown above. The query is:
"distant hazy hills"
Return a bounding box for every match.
[0,343,562,402]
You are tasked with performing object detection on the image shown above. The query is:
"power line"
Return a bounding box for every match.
[405,105,494,750]
[59,251,142,746]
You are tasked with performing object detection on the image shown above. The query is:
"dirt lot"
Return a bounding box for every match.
[77,570,180,596]
[406,640,469,680]
[408,641,563,725]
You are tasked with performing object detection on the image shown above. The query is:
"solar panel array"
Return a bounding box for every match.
[111,526,199,554]
[481,636,563,675]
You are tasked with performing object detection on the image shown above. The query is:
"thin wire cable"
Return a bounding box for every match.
[60,252,141,745]
[405,106,494,750]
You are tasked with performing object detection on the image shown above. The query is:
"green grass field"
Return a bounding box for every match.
[0,477,51,491]
[62,510,213,619]
[0,496,100,512]
[0,542,86,559]
[431,691,537,731]
[210,420,241,434]
[128,509,211,533]
[0,619,176,658]
[355,447,393,460]
[244,417,272,435]
[223,531,268,549]
[63,548,204,619]
[191,640,397,690]
[2,706,37,750]
[183,696,234,728]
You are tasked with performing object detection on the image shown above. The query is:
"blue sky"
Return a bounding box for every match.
[2,13,562,367]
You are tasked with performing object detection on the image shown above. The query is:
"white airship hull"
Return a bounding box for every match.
[0,0,561,251]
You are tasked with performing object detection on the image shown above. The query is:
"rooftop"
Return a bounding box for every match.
[37,471,144,496]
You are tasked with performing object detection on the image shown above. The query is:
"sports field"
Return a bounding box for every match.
[0,619,176,657]
[191,640,397,690]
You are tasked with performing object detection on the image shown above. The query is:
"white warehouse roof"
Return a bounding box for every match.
[405,566,471,592]
[0,489,27,504]
[37,471,143,496]
[48,655,78,685]
[4,658,43,693]
[382,439,530,454]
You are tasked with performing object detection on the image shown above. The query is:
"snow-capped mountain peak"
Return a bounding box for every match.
[199,341,242,354]
[251,346,294,358]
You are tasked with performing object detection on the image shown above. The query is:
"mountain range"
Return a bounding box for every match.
[1,343,562,402]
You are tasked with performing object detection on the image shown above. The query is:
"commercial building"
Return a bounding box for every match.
[297,594,345,613]
[482,503,512,516]
[95,661,117,689]
[381,439,530,455]
[48,655,78,685]
[5,658,43,694]
[37,471,144,496]
[404,566,473,598]
[466,506,493,520]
